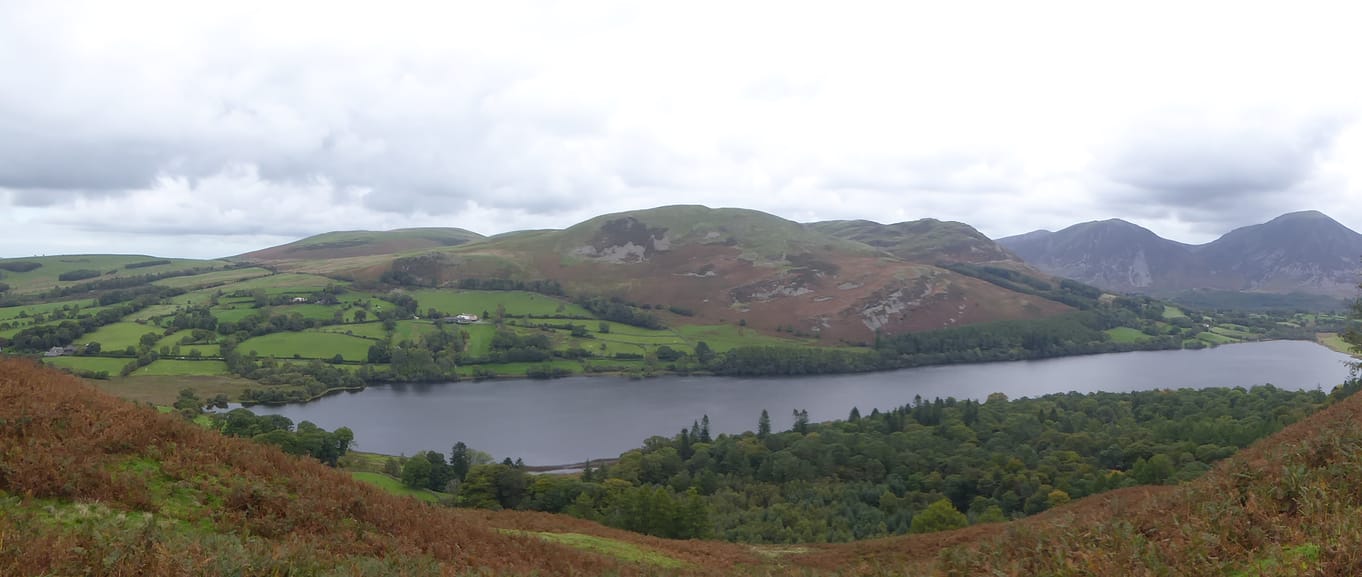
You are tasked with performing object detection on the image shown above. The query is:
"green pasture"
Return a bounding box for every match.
[239,331,374,361]
[1210,326,1255,339]
[392,320,438,342]
[0,255,227,294]
[152,267,273,289]
[126,304,182,322]
[210,306,261,323]
[1196,331,1237,345]
[215,273,340,294]
[84,322,163,351]
[349,472,443,503]
[134,360,230,376]
[0,299,97,322]
[1103,327,1149,344]
[1161,305,1187,319]
[44,356,131,375]
[408,289,591,317]
[318,322,389,340]
[153,333,219,356]
[275,303,345,321]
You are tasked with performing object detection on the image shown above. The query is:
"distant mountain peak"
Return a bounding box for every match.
[999,211,1362,300]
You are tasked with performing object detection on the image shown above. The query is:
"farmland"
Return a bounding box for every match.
[4,249,1317,409]
[409,289,593,318]
[239,331,374,361]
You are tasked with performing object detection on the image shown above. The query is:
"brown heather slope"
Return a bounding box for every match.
[792,380,1362,576]
[0,357,757,576]
[241,206,1073,343]
[6,357,1362,576]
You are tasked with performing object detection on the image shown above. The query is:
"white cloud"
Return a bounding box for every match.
[2,0,1362,257]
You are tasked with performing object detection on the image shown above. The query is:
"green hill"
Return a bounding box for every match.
[808,218,1014,263]
[235,227,485,261]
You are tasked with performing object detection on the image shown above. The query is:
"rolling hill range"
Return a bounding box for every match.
[236,205,1074,343]
[998,210,1362,303]
[237,227,486,261]
[5,352,1362,575]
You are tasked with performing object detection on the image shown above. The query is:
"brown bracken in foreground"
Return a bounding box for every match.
[4,355,1362,576]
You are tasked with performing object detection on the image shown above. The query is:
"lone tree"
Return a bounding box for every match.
[910,498,969,534]
[757,409,771,438]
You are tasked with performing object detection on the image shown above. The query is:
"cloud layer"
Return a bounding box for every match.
[3,1,1362,258]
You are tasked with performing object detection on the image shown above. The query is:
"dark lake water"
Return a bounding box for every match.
[243,341,1355,465]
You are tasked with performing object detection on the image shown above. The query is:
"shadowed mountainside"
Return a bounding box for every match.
[999,210,1362,301]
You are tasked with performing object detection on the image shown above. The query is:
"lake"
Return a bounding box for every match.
[243,340,1355,465]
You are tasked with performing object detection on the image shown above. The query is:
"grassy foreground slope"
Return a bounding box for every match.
[0,357,755,576]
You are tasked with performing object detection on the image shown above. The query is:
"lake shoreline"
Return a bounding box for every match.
[240,340,1356,464]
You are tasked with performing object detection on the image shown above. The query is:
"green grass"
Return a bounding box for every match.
[1196,331,1237,345]
[209,305,260,323]
[44,356,131,375]
[318,322,390,340]
[277,303,345,321]
[1161,305,1187,319]
[214,273,340,294]
[151,333,220,357]
[458,323,497,356]
[1229,543,1320,577]
[0,299,97,322]
[1317,333,1357,356]
[349,472,443,503]
[152,267,273,289]
[0,319,63,339]
[1210,326,1255,339]
[134,360,230,376]
[126,304,182,322]
[0,255,228,294]
[1103,327,1149,344]
[393,320,438,343]
[84,322,163,351]
[409,289,591,318]
[504,530,685,569]
[239,331,374,361]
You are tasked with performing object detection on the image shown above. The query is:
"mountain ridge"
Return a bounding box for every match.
[998,210,1362,300]
[236,205,1076,341]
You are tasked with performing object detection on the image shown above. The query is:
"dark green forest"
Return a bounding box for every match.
[391,384,1349,543]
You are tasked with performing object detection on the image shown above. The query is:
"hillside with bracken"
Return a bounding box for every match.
[5,353,1362,575]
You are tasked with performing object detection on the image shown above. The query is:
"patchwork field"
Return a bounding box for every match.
[44,356,130,374]
[84,322,163,351]
[134,359,230,376]
[1103,326,1148,343]
[239,331,374,361]
[410,289,592,317]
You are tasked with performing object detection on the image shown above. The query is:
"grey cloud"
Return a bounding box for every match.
[1100,111,1347,205]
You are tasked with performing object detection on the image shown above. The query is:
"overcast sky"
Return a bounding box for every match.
[3,1,1361,259]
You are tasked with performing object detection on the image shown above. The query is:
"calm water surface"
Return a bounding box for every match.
[244,341,1354,464]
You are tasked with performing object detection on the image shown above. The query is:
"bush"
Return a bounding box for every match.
[58,269,102,282]
[0,261,42,272]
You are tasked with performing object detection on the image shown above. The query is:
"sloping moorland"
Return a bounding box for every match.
[4,356,1362,575]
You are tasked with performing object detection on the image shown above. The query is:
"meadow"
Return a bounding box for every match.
[410,289,592,317]
[350,472,443,503]
[44,356,130,375]
[134,360,231,376]
[84,322,162,351]
[239,331,374,361]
